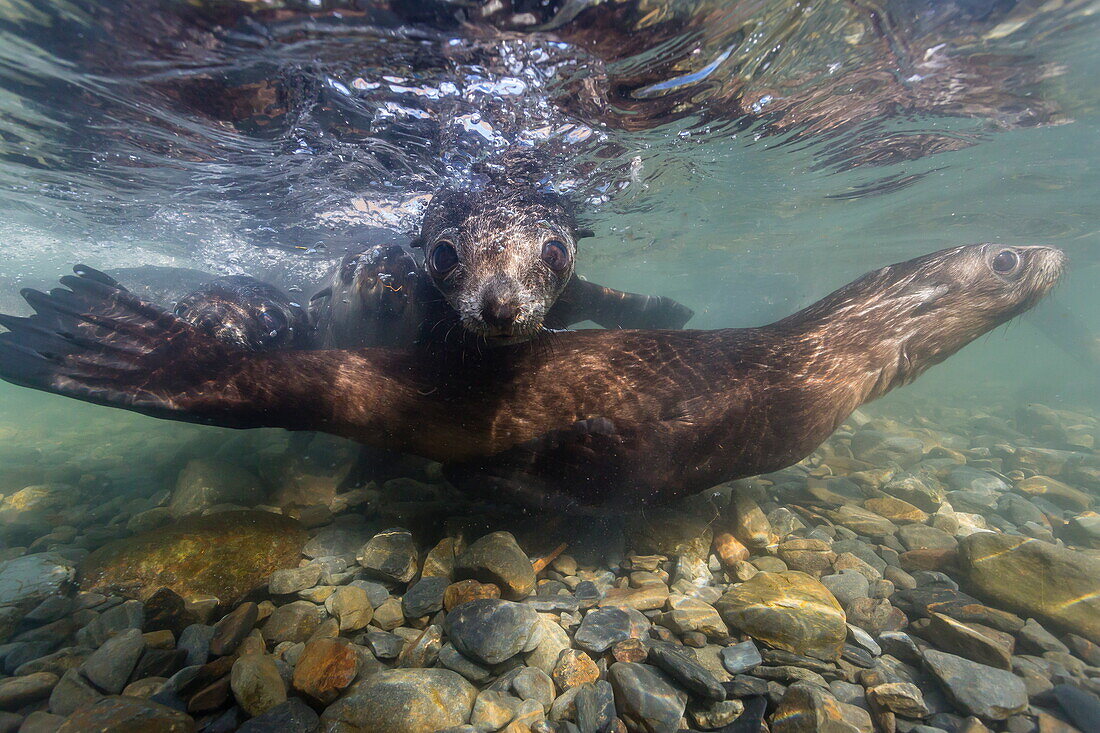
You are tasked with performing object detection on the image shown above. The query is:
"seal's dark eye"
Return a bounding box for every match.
[430,241,459,275]
[541,239,570,273]
[259,309,287,334]
[991,249,1020,274]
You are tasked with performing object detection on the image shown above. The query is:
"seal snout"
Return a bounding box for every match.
[476,276,528,337]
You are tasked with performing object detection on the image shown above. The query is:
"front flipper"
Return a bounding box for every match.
[443,417,631,516]
[0,266,259,425]
[548,276,694,331]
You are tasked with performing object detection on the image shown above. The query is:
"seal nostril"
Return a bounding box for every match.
[481,294,520,330]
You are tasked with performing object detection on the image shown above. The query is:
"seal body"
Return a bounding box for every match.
[173,276,311,351]
[0,243,1064,510]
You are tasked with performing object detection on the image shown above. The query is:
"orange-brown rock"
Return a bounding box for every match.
[713,533,749,569]
[443,580,501,611]
[551,649,599,692]
[611,639,649,664]
[292,637,359,705]
[864,497,929,524]
[900,548,956,572]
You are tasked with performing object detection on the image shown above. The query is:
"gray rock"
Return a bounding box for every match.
[852,431,923,467]
[608,662,688,733]
[922,649,1027,720]
[348,580,392,609]
[647,643,726,700]
[720,641,762,675]
[438,643,492,684]
[402,576,449,618]
[303,522,376,559]
[897,525,957,551]
[946,467,1007,493]
[237,697,319,733]
[263,601,323,644]
[444,599,540,665]
[361,631,403,660]
[0,671,57,710]
[0,553,75,608]
[48,668,101,716]
[321,668,477,733]
[81,628,145,694]
[269,565,322,595]
[1017,618,1069,655]
[574,607,633,654]
[471,689,521,730]
[575,681,614,733]
[177,624,215,667]
[512,666,554,709]
[453,531,536,601]
[357,528,418,584]
[820,570,870,609]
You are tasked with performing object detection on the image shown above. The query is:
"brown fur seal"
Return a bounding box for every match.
[309,185,694,349]
[174,276,311,351]
[0,243,1063,510]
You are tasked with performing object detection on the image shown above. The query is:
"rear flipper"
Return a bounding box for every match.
[0,265,248,424]
[549,276,694,331]
[443,418,630,516]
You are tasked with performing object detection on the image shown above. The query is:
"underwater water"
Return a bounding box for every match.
[0,0,1097,731]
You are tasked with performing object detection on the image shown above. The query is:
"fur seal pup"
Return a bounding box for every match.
[308,185,694,350]
[0,243,1063,510]
[173,276,311,351]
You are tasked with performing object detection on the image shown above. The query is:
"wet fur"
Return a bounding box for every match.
[0,243,1064,510]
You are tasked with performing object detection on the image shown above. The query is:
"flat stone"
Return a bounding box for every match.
[453,532,535,601]
[236,698,318,733]
[716,571,847,660]
[720,641,761,674]
[512,666,554,709]
[925,612,1014,669]
[444,599,540,665]
[269,566,322,595]
[898,525,958,551]
[303,523,376,559]
[713,532,750,569]
[821,570,871,609]
[321,668,476,733]
[262,601,322,644]
[599,584,669,611]
[356,528,418,584]
[524,614,571,675]
[1017,618,1069,655]
[852,431,923,467]
[402,576,449,618]
[864,497,929,524]
[421,537,464,579]
[729,489,778,550]
[777,538,837,576]
[0,553,75,609]
[325,586,373,632]
[48,669,102,717]
[230,654,287,717]
[959,533,1100,643]
[1015,476,1092,511]
[647,642,726,701]
[575,680,615,733]
[922,649,1027,721]
[608,662,688,733]
[292,637,358,705]
[0,672,57,710]
[438,643,492,684]
[82,628,145,695]
[893,584,1024,633]
[575,606,643,654]
[177,625,215,668]
[79,511,306,607]
[209,602,257,657]
[55,696,194,732]
[867,682,930,718]
[1050,683,1100,733]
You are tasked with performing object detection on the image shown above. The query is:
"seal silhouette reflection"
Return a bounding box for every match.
[0,243,1064,513]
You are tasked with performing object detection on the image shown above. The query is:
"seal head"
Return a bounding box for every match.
[174,275,310,351]
[414,185,578,343]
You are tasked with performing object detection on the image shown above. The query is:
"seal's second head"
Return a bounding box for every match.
[415,185,578,343]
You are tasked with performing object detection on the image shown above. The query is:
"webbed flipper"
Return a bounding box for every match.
[549,276,694,331]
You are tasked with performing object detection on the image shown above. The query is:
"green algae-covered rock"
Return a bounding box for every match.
[79,511,306,606]
[716,571,847,661]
